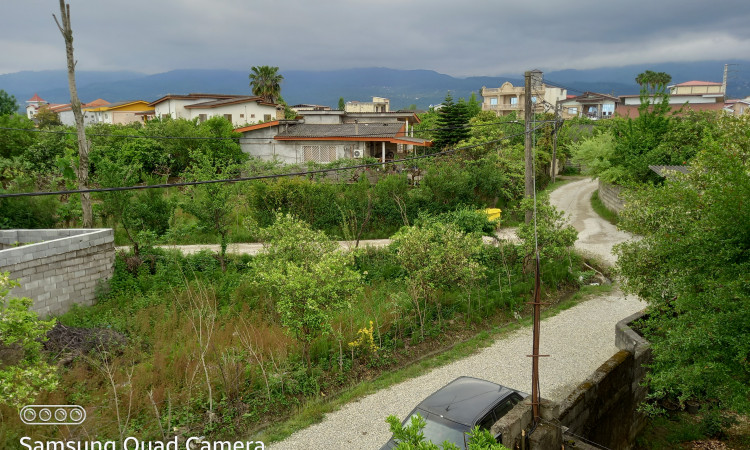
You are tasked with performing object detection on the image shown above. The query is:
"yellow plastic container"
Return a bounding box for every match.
[484,208,502,222]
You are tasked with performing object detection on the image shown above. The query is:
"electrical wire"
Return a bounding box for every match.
[542,79,588,96]
[0,126,546,199]
[537,418,612,450]
[0,119,558,141]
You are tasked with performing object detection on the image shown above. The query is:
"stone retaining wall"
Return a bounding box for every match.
[557,310,650,449]
[0,229,115,317]
[598,180,626,213]
[488,311,650,449]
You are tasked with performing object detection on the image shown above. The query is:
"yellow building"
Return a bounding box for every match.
[85,100,155,125]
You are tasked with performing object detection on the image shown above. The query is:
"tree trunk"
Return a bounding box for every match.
[55,0,92,227]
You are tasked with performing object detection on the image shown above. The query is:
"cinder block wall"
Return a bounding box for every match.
[0,229,115,317]
[557,311,651,449]
[597,179,626,213]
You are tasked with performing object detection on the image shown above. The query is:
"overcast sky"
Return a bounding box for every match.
[2,0,750,77]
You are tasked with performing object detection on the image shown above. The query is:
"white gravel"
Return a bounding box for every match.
[268,177,646,450]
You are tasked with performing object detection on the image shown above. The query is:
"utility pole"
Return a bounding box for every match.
[524,70,541,224]
[54,0,92,227]
[551,101,564,184]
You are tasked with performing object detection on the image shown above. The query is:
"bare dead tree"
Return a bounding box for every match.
[53,0,92,227]
[87,350,134,445]
[236,318,271,400]
[174,281,217,420]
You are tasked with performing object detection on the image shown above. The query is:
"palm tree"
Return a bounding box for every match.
[249,66,284,104]
[654,72,672,90]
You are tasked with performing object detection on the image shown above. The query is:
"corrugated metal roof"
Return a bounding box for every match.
[184,96,272,108]
[278,122,404,138]
[649,165,691,177]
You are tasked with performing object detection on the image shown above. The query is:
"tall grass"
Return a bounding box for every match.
[0,240,582,446]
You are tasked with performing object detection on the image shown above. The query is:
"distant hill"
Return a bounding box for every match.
[2,60,748,111]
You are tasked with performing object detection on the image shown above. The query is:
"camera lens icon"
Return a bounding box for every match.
[20,405,86,425]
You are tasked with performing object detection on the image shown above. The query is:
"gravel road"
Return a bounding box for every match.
[268,177,645,450]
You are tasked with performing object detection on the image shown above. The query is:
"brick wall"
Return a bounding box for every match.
[598,179,626,213]
[0,229,115,317]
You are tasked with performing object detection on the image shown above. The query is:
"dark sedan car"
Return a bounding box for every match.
[380,376,527,449]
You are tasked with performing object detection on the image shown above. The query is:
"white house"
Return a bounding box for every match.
[235,111,430,164]
[149,93,279,127]
[559,92,618,120]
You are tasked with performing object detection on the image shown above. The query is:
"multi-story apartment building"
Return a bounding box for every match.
[481,82,566,116]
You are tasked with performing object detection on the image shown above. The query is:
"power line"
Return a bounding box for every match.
[538,419,612,450]
[543,79,587,96]
[0,119,558,141]
[0,126,544,199]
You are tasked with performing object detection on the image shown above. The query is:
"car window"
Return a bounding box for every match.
[408,411,468,449]
[478,395,523,432]
[492,395,521,422]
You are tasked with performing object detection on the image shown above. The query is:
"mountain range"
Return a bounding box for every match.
[2,59,748,111]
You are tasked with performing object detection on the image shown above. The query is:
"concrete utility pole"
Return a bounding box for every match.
[524,70,541,224]
[54,0,92,227]
[551,101,564,184]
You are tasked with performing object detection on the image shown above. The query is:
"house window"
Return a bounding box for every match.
[568,107,578,115]
[224,114,232,122]
[490,98,498,106]
[240,114,245,118]
[198,114,207,123]
[303,145,337,163]
[162,114,170,119]
[264,114,272,121]
[510,97,518,106]
[251,114,255,118]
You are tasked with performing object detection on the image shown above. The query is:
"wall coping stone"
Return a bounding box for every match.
[615,309,651,358]
[0,229,113,268]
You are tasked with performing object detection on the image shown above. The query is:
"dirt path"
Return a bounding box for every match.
[267,178,645,450]
[549,177,632,266]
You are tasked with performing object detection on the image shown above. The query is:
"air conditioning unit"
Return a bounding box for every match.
[353,149,363,158]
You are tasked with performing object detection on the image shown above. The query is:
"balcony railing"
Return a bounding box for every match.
[484,104,521,110]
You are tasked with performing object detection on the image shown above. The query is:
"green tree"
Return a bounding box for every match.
[35,104,62,128]
[0,90,19,116]
[0,114,36,159]
[635,70,672,94]
[516,193,577,268]
[250,213,362,370]
[96,157,174,255]
[466,92,482,117]
[338,97,346,110]
[572,72,678,185]
[249,65,284,104]
[392,221,485,338]
[615,114,750,417]
[0,273,58,409]
[182,152,240,271]
[434,92,471,149]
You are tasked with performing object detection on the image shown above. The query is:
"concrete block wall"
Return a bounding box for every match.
[598,179,626,213]
[487,311,651,449]
[557,310,651,449]
[0,229,115,317]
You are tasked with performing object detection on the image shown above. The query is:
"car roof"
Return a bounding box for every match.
[415,377,522,427]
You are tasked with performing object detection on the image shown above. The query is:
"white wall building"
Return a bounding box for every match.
[149,93,278,127]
